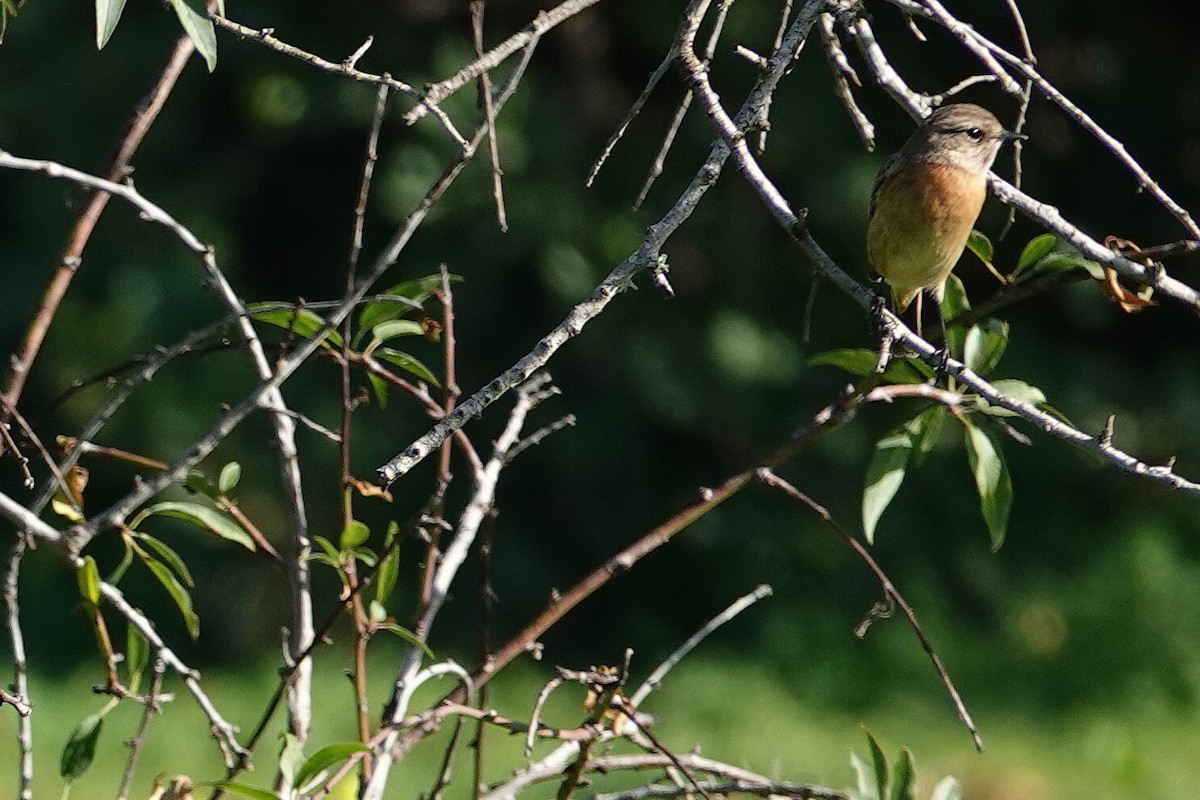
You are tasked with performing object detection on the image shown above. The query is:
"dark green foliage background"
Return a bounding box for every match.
[2,1,1200,797]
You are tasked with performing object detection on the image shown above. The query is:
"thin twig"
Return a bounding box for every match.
[472,1,508,231]
[757,469,984,751]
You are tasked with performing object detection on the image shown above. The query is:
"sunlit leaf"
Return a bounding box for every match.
[339,520,369,551]
[976,379,1047,417]
[849,751,879,800]
[356,273,461,339]
[367,372,389,408]
[294,742,370,790]
[966,229,993,265]
[962,318,1008,376]
[278,732,305,791]
[963,421,1012,551]
[130,500,255,551]
[77,555,101,606]
[143,556,200,638]
[863,412,938,543]
[375,347,440,387]
[218,461,241,494]
[365,319,425,356]
[249,303,343,349]
[930,776,962,800]
[168,0,217,72]
[60,713,103,781]
[96,0,128,49]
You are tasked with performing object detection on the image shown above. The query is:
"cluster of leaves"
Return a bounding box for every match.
[848,730,960,800]
[814,233,1101,551]
[96,0,220,71]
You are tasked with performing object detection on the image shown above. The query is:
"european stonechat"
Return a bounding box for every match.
[868,103,1024,335]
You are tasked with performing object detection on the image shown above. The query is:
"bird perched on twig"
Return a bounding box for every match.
[868,103,1024,340]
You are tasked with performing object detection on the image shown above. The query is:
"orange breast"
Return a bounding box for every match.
[867,162,987,310]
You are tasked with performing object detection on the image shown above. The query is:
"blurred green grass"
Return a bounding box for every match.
[5,650,1197,800]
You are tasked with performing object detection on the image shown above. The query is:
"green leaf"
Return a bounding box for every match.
[863,413,938,543]
[294,742,371,790]
[375,347,441,387]
[249,303,343,349]
[109,536,135,584]
[212,782,280,800]
[375,544,400,605]
[909,406,945,465]
[218,461,241,494]
[96,0,128,49]
[1016,233,1056,272]
[135,532,195,588]
[357,273,462,339]
[848,751,879,800]
[966,229,993,266]
[367,372,389,408]
[143,556,200,638]
[60,713,104,781]
[365,319,425,356]
[1035,252,1105,280]
[962,318,1008,376]
[313,535,340,561]
[963,421,1013,551]
[278,732,305,791]
[887,748,915,800]
[339,520,369,551]
[130,500,255,551]
[976,379,1047,416]
[126,624,148,695]
[940,275,970,358]
[377,622,434,660]
[184,469,218,497]
[864,729,888,800]
[77,556,101,606]
[930,776,962,800]
[168,0,217,72]
[808,349,928,384]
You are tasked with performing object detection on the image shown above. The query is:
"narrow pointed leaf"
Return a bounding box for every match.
[863,729,888,800]
[940,275,970,358]
[963,422,1013,551]
[60,713,104,781]
[294,742,371,790]
[77,555,101,606]
[136,532,195,587]
[169,0,217,71]
[126,624,148,695]
[377,622,434,659]
[249,304,342,348]
[1016,233,1056,272]
[849,751,879,800]
[367,372,389,408]
[375,545,400,605]
[278,732,304,791]
[130,500,255,551]
[375,347,440,387]
[887,748,916,800]
[808,349,928,384]
[356,273,462,339]
[96,0,128,48]
[143,556,200,638]
[213,783,279,800]
[863,414,934,543]
[365,319,425,355]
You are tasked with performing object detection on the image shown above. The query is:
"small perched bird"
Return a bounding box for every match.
[868,103,1024,334]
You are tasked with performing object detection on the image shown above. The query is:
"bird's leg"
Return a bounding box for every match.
[931,293,952,378]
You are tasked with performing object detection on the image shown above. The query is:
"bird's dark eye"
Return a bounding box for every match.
[965,127,984,141]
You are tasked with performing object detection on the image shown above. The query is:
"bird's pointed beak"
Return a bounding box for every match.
[1003,129,1028,142]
